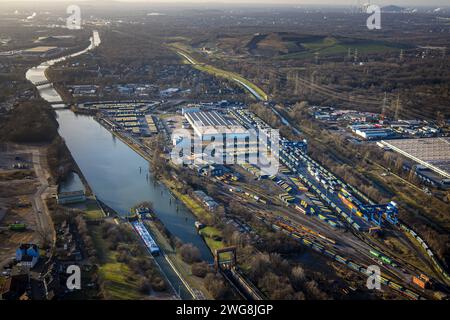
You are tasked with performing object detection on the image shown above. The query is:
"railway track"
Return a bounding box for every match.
[221,268,265,301]
[260,216,424,300]
[217,174,430,299]
[222,108,440,298]
[262,105,449,287]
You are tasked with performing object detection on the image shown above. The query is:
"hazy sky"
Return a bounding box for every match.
[3,0,449,7]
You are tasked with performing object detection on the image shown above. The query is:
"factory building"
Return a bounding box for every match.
[355,128,393,140]
[185,110,248,141]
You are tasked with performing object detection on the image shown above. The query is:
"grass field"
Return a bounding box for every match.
[301,36,337,50]
[162,177,211,222]
[199,226,232,261]
[98,259,144,300]
[0,169,35,180]
[0,276,6,288]
[277,37,405,60]
[199,226,226,254]
[84,200,104,220]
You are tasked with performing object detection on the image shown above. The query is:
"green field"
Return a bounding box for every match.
[277,37,406,60]
[301,36,337,50]
[84,200,105,220]
[98,259,144,300]
[199,226,226,253]
[162,177,212,222]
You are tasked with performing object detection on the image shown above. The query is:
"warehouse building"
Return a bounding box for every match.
[354,128,393,140]
[184,110,248,140]
[380,138,450,179]
[350,125,394,140]
[183,110,259,162]
[194,190,219,211]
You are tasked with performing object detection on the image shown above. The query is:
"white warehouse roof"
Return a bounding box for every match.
[380,138,450,179]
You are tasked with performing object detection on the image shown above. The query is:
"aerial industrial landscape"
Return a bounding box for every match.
[0,0,449,308]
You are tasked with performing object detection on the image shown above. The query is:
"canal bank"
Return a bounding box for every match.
[95,112,228,259]
[27,31,212,260]
[25,30,214,299]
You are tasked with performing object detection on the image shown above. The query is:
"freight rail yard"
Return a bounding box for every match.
[100,101,450,300]
[165,104,450,300]
[57,74,449,300]
[2,0,450,308]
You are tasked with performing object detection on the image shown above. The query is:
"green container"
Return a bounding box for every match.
[381,256,392,264]
[9,224,26,231]
[370,250,380,258]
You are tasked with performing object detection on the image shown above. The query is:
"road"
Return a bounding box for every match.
[28,147,56,250]
[177,51,197,65]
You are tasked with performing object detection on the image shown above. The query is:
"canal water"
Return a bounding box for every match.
[26,31,212,262]
[56,110,212,260]
[58,171,84,193]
